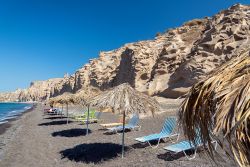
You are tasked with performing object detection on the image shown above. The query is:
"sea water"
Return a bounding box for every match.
[0,103,33,125]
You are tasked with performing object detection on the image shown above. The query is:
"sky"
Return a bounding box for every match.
[0,0,249,92]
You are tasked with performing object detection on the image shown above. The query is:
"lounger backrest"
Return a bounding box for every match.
[128,114,139,126]
[95,111,101,119]
[160,117,176,134]
[194,129,202,145]
[56,108,62,113]
[87,110,95,118]
[187,129,203,146]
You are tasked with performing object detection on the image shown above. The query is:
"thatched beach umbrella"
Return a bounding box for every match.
[49,93,84,124]
[88,83,160,158]
[179,51,250,166]
[73,89,98,136]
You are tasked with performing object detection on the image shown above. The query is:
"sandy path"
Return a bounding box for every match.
[0,104,236,167]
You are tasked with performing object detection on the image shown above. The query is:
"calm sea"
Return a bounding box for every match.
[0,103,33,124]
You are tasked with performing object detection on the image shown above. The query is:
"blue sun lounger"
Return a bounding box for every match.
[164,132,218,160]
[107,114,140,133]
[135,117,178,148]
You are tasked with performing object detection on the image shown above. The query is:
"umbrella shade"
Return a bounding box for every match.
[179,50,250,167]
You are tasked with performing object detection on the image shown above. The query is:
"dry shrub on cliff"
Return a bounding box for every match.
[179,51,250,167]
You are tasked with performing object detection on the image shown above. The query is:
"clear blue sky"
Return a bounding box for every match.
[0,0,248,92]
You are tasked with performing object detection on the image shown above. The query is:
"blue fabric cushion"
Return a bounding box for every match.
[164,141,195,152]
[135,133,166,142]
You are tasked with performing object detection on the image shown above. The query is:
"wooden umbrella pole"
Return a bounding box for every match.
[67,103,69,124]
[61,105,63,118]
[86,104,90,135]
[122,110,125,158]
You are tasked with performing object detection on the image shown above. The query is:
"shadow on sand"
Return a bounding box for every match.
[157,149,198,161]
[130,143,149,149]
[38,120,73,126]
[103,129,131,135]
[60,143,129,164]
[44,116,67,120]
[129,138,169,149]
[52,128,91,137]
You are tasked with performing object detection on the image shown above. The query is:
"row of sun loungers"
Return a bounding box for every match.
[44,109,217,160]
[106,115,217,160]
[44,108,102,124]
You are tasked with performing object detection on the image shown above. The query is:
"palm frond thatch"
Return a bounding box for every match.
[179,51,250,166]
[49,92,84,106]
[89,83,160,116]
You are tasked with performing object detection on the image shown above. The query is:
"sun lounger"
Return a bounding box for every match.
[44,108,51,112]
[45,108,60,115]
[82,111,101,124]
[135,117,178,148]
[100,116,124,128]
[107,114,140,133]
[100,122,123,128]
[68,110,85,119]
[163,131,218,160]
[73,110,94,121]
[55,108,63,115]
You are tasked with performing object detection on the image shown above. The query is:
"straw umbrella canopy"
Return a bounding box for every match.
[49,92,85,123]
[49,92,83,106]
[89,83,159,115]
[179,51,250,166]
[88,83,160,158]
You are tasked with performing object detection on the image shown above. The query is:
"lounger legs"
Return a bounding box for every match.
[147,134,179,148]
[181,141,217,160]
[183,149,197,160]
[147,138,162,148]
[176,134,180,142]
[168,134,179,144]
[213,141,218,150]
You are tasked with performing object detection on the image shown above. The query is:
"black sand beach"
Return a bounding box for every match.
[0,103,236,167]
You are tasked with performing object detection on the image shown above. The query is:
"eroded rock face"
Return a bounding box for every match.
[18,78,64,101]
[170,4,250,97]
[1,4,249,101]
[53,18,209,98]
[1,78,64,102]
[0,89,22,102]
